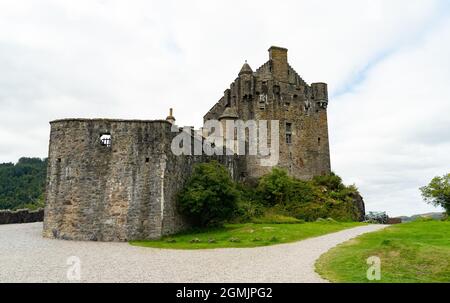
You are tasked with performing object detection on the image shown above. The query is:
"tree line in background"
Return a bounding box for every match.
[0,158,47,210]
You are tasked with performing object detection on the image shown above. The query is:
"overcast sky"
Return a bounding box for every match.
[1,0,449,216]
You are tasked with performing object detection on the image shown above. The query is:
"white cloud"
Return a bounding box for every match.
[330,15,450,216]
[0,0,448,216]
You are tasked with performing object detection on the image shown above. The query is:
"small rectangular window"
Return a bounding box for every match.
[262,82,268,94]
[286,123,292,144]
[259,94,267,110]
[286,134,292,144]
[286,122,292,133]
[273,85,280,95]
[100,134,112,147]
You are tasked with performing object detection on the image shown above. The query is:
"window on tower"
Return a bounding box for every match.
[286,123,292,144]
[100,134,112,148]
[273,85,280,95]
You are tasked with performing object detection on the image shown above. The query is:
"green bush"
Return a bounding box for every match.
[178,165,361,226]
[256,167,294,206]
[177,161,238,227]
[234,199,265,222]
[312,172,346,192]
[254,168,360,222]
[233,183,265,222]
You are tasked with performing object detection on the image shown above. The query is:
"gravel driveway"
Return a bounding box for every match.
[0,223,387,283]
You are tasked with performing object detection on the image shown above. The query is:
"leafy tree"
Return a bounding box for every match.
[420,174,450,215]
[177,161,238,227]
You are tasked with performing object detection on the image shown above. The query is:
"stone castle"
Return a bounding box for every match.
[43,46,335,241]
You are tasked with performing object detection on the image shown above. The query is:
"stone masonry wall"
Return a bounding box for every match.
[0,209,44,224]
[43,119,241,241]
[43,119,172,241]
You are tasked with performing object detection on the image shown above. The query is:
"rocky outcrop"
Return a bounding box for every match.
[351,193,366,222]
[0,209,44,224]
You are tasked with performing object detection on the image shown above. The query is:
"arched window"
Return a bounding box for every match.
[100,134,112,147]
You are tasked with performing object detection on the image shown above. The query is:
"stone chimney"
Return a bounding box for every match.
[166,108,175,124]
[269,46,288,82]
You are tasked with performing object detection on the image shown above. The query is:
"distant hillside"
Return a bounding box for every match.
[0,158,47,210]
[399,212,445,222]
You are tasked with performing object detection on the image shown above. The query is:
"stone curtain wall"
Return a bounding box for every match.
[0,209,44,224]
[43,119,241,241]
[44,119,178,241]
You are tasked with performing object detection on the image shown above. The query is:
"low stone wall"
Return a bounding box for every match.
[0,209,44,225]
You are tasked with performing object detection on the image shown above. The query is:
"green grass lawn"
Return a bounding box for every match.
[130,221,363,250]
[315,220,450,283]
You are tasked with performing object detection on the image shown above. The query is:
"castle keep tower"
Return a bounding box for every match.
[204,46,331,180]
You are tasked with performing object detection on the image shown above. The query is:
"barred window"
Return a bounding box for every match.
[100,134,112,148]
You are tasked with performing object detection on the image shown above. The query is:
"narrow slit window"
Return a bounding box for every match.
[286,134,292,144]
[273,85,280,95]
[100,134,112,147]
[286,123,292,144]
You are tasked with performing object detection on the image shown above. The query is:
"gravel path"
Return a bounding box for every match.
[0,223,387,283]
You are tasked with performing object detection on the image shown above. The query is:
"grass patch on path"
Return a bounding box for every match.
[130,221,363,250]
[315,220,450,283]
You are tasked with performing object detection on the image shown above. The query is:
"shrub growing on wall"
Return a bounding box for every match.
[177,161,238,227]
